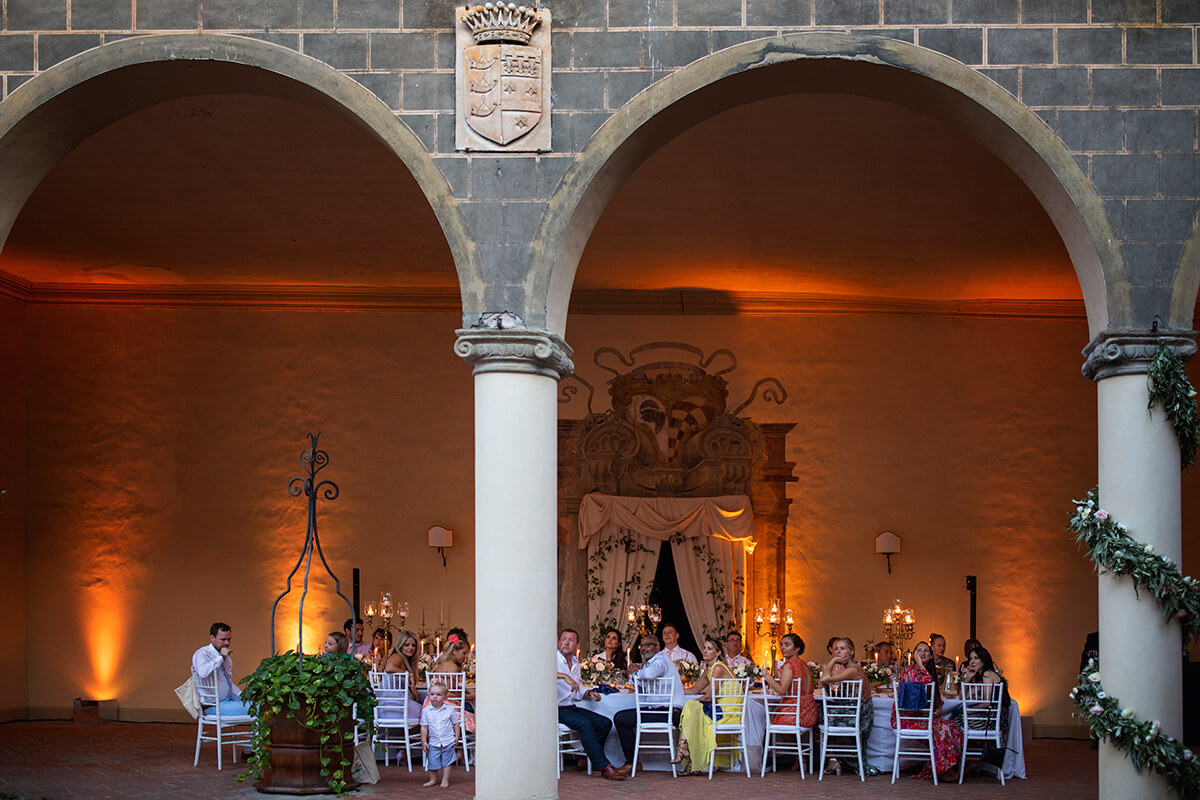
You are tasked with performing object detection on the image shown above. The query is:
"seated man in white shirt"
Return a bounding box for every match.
[660,624,697,665]
[556,628,625,781]
[613,632,686,774]
[343,618,373,658]
[191,622,252,716]
[723,630,753,669]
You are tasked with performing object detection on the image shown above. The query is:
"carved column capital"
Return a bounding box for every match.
[454,326,574,380]
[1081,329,1197,381]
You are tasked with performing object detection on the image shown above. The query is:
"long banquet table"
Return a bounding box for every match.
[577,689,1026,779]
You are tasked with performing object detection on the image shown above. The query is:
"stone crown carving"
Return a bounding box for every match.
[462,3,541,44]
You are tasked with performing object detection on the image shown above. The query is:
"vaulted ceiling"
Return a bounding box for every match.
[0,87,1079,316]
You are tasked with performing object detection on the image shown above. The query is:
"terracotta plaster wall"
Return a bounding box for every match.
[0,296,28,721]
[561,314,1200,732]
[23,306,474,720]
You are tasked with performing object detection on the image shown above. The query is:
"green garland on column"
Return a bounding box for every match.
[1147,344,1200,469]
[1064,342,1200,796]
[1070,491,1200,645]
[1072,661,1200,799]
[1068,493,1200,798]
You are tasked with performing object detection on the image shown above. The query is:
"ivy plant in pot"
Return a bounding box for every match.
[238,651,377,796]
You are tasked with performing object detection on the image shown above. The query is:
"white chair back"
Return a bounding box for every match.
[191,667,253,771]
[891,681,938,785]
[708,676,751,778]
[631,675,678,778]
[374,671,410,720]
[761,684,815,777]
[960,681,1004,737]
[820,679,862,734]
[817,679,865,782]
[192,668,221,710]
[894,681,935,733]
[958,681,1007,785]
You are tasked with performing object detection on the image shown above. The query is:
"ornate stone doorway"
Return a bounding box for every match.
[557,342,796,658]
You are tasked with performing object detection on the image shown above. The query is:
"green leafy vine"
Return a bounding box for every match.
[238,651,377,796]
[1068,493,1200,798]
[1147,344,1200,469]
[1069,490,1200,645]
[585,526,657,648]
[1072,661,1200,799]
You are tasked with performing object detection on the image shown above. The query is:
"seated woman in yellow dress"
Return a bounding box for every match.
[676,636,742,774]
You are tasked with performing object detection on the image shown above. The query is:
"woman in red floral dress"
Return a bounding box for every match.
[891,641,962,779]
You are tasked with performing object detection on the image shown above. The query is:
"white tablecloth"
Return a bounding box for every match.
[576,691,767,771]
[863,694,1026,779]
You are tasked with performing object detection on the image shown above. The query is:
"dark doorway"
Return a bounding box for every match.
[648,544,699,658]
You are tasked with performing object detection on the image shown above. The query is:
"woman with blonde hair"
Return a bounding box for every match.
[675,636,738,774]
[817,637,875,777]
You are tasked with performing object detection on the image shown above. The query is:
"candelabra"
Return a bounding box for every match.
[626,596,662,638]
[882,599,915,655]
[364,592,408,664]
[754,597,793,671]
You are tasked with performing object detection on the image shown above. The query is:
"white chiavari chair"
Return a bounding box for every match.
[818,679,865,781]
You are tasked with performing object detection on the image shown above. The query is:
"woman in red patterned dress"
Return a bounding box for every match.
[892,640,962,779]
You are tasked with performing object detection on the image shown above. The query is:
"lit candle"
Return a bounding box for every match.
[955,656,960,670]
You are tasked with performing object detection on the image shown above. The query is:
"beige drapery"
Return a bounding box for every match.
[577,494,756,649]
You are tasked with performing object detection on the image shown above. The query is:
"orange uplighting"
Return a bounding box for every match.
[80,586,127,699]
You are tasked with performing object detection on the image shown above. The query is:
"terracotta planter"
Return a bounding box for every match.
[257,708,357,795]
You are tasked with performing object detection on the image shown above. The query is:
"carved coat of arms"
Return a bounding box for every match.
[455,5,551,152]
[464,44,542,145]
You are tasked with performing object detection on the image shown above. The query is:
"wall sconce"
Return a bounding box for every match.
[428,525,453,569]
[875,530,901,574]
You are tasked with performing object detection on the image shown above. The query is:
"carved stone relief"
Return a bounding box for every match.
[455,4,551,152]
[556,343,797,641]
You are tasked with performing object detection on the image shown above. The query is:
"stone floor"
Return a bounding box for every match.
[0,720,1097,799]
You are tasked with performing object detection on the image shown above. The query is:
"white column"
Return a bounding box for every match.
[1087,333,1192,800]
[457,328,573,800]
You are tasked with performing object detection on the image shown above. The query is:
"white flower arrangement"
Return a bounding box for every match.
[730,662,761,681]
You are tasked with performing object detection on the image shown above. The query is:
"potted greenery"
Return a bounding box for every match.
[238,651,377,796]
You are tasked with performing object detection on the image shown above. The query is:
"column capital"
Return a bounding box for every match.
[1081,329,1197,381]
[454,324,574,379]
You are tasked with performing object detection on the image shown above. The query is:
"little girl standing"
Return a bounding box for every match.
[421,681,462,788]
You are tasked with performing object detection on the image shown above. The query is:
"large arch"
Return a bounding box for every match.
[1172,218,1200,330]
[531,32,1121,339]
[0,33,481,313]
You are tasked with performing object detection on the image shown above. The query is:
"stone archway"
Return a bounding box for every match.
[530,32,1121,338]
[0,33,481,310]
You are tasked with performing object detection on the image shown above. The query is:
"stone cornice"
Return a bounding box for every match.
[454,326,574,379]
[1081,329,1198,381]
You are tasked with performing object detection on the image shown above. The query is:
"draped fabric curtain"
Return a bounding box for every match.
[577,494,755,649]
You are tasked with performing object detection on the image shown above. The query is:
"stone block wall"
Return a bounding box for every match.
[3,2,1197,313]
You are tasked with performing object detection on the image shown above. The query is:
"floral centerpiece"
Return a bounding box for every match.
[731,662,762,682]
[416,652,435,684]
[806,661,822,685]
[239,651,377,796]
[864,662,893,686]
[675,659,701,687]
[581,655,624,686]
